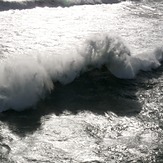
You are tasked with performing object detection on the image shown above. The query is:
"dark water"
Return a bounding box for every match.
[0,0,123,11]
[0,65,163,162]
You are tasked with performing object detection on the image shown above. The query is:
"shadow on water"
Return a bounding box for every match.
[0,0,121,11]
[2,62,163,137]
[0,67,143,137]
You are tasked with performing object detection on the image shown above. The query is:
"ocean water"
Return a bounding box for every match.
[0,0,163,162]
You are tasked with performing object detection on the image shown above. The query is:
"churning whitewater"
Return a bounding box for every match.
[0,33,163,111]
[0,0,163,162]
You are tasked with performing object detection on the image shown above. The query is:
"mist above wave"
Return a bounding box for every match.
[0,33,162,112]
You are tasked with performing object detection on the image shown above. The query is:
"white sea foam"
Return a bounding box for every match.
[81,34,163,79]
[0,33,162,112]
[0,57,53,111]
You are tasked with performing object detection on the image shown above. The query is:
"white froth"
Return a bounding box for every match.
[0,57,53,111]
[0,33,162,111]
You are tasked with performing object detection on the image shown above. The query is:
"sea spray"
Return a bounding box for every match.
[0,57,53,111]
[0,33,162,111]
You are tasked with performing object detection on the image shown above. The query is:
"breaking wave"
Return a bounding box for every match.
[0,33,162,112]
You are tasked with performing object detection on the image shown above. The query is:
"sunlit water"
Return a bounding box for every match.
[0,0,163,162]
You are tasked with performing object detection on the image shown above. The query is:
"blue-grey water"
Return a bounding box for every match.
[0,0,163,162]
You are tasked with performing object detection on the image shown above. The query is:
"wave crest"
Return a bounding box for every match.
[0,57,53,111]
[0,33,162,112]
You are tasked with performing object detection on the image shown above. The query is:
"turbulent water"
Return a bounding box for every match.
[0,0,163,162]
